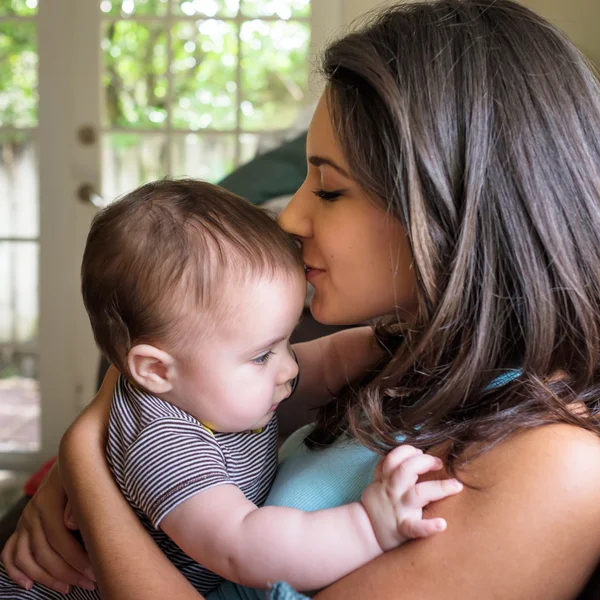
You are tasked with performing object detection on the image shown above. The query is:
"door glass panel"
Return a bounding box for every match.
[171,20,238,131]
[240,19,309,130]
[0,22,38,127]
[0,242,38,344]
[174,0,239,18]
[171,133,236,182]
[0,0,38,17]
[0,364,39,452]
[0,134,38,238]
[0,242,39,453]
[239,131,288,165]
[241,0,310,19]
[103,133,168,201]
[100,0,168,17]
[102,22,168,128]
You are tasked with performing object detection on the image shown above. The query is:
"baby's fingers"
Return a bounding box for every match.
[399,517,447,539]
[403,478,463,509]
[386,454,445,497]
[380,445,423,478]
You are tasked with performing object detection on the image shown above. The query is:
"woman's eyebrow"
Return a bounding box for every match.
[308,155,351,178]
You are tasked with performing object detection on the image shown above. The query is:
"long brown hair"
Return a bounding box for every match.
[307,0,600,470]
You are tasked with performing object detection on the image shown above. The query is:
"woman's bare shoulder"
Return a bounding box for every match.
[461,422,600,492]
[316,424,600,600]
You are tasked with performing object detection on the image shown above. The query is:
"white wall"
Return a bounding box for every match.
[339,0,600,65]
[522,0,600,66]
[343,0,387,24]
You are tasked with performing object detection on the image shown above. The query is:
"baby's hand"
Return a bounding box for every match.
[361,445,462,551]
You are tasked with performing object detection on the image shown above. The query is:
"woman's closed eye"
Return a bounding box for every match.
[312,188,344,202]
[252,351,274,366]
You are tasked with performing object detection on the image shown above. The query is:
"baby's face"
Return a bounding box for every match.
[169,271,306,432]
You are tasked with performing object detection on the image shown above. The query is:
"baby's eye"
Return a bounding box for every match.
[253,351,273,365]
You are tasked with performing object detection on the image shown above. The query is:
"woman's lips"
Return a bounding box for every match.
[305,266,325,283]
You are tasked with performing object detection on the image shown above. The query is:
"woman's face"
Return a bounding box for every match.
[278,95,417,325]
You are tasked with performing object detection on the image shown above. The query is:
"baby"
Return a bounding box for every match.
[0,179,461,598]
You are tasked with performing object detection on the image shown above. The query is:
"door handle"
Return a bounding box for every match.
[77,183,109,208]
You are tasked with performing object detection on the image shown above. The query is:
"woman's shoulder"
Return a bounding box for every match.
[453,424,600,590]
[460,423,600,494]
[452,423,600,530]
[315,424,600,600]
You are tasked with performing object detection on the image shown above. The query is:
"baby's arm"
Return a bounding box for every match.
[160,446,462,591]
[291,326,382,405]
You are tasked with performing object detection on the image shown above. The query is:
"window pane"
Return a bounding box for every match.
[239,131,289,165]
[240,20,309,130]
[174,0,239,18]
[0,22,38,127]
[102,133,168,200]
[241,0,309,19]
[100,0,168,17]
[102,22,168,128]
[0,133,38,239]
[0,242,38,345]
[0,240,39,453]
[0,355,40,453]
[171,20,238,130]
[0,0,38,17]
[171,134,236,183]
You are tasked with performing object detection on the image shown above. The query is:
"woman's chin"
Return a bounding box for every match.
[309,296,364,327]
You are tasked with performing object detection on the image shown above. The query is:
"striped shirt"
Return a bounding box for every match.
[0,375,279,599]
[107,376,280,594]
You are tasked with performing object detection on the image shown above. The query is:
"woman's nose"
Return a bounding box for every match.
[278,190,312,240]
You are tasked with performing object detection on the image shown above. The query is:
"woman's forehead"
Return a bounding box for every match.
[307,95,348,168]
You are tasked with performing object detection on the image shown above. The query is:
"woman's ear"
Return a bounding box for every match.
[127,344,175,395]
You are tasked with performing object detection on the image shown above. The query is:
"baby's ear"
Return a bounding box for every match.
[127,344,175,395]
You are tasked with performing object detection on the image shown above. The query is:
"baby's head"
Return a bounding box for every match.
[82,179,306,432]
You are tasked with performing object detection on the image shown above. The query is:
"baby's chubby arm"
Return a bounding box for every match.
[291,326,382,405]
[160,446,462,591]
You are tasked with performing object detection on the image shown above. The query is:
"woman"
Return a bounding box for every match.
[4,0,600,597]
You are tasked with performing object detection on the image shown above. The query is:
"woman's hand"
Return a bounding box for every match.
[0,463,95,594]
[0,366,118,594]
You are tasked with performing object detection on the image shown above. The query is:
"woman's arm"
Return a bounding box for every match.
[292,326,381,406]
[59,377,204,600]
[314,424,600,599]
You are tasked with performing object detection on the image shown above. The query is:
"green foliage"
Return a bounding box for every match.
[0,21,37,127]
[0,0,37,17]
[103,21,169,128]
[240,19,309,130]
[102,12,310,133]
[102,0,168,17]
[0,0,310,181]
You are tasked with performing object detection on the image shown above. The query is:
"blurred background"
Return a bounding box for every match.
[0,0,599,512]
